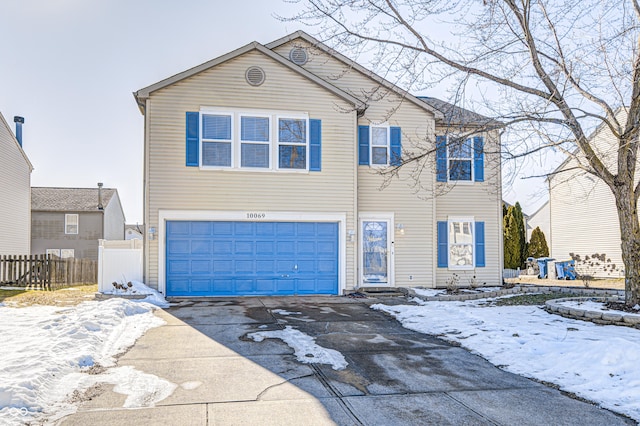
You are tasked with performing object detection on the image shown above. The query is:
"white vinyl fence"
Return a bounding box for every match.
[98,239,143,293]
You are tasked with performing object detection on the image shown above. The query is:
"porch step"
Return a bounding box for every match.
[357,287,408,297]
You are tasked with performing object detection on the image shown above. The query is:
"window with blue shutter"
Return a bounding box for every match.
[475,221,485,267]
[278,117,307,169]
[202,113,233,167]
[436,136,447,182]
[437,221,448,267]
[309,119,321,171]
[473,136,484,182]
[390,127,401,166]
[185,112,199,167]
[358,125,370,165]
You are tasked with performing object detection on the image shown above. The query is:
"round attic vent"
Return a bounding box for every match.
[289,47,308,65]
[245,66,265,86]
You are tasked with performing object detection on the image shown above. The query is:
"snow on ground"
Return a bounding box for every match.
[558,299,640,314]
[102,280,170,308]
[372,298,640,421]
[412,286,503,298]
[248,326,348,370]
[0,296,168,425]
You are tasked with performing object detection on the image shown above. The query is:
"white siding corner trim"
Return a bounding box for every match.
[156,210,347,295]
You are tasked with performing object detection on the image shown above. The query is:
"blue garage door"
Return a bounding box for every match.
[166,221,339,296]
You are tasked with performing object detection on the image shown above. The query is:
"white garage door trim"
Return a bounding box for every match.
[157,210,347,296]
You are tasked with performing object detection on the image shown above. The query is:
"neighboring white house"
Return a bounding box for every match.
[0,112,33,255]
[548,110,627,278]
[133,31,504,297]
[526,200,550,243]
[125,224,144,240]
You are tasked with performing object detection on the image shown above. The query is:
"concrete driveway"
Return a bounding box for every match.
[59,296,634,425]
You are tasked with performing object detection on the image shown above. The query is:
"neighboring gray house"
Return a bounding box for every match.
[31,186,126,260]
[526,200,550,243]
[0,112,33,255]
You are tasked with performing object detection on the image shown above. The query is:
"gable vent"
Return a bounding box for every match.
[289,47,308,65]
[245,66,265,86]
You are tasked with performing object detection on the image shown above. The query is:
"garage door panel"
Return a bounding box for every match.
[166,221,339,296]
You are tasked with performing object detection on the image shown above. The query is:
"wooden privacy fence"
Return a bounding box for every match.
[0,254,97,290]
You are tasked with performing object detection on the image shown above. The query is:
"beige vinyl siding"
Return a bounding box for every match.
[144,50,357,289]
[435,130,503,287]
[357,102,436,289]
[549,161,624,278]
[0,113,31,255]
[548,109,632,278]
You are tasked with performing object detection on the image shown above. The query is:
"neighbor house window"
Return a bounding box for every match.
[370,125,389,165]
[278,117,308,169]
[240,115,270,168]
[201,113,232,167]
[449,218,474,268]
[448,138,473,181]
[65,214,78,234]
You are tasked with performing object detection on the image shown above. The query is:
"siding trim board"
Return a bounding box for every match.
[157,210,347,295]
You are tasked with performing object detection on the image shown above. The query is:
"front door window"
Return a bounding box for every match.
[362,220,389,284]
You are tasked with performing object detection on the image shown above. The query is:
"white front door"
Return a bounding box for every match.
[360,216,393,286]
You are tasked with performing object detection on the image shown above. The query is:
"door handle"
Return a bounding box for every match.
[281,274,289,278]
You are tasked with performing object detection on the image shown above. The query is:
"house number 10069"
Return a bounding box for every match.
[246,213,266,219]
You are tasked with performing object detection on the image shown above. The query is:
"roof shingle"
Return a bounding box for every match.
[31,187,116,212]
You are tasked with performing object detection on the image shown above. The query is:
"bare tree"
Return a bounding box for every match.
[284,0,640,305]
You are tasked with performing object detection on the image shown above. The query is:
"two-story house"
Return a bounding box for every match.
[31,186,126,260]
[134,31,503,297]
[0,112,32,255]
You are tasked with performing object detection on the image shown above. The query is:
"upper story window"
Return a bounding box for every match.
[202,114,232,167]
[65,214,78,234]
[240,115,270,168]
[278,118,307,169]
[448,138,473,181]
[187,109,320,172]
[436,135,485,183]
[370,125,390,166]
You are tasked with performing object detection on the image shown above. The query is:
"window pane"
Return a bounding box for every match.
[448,138,472,158]
[279,145,306,169]
[241,143,269,168]
[449,160,472,180]
[450,221,473,244]
[279,119,306,143]
[450,244,473,266]
[202,141,232,166]
[372,127,388,146]
[372,147,388,165]
[202,114,231,140]
[241,116,270,142]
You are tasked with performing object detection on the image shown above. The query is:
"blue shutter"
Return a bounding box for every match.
[186,112,199,167]
[474,136,484,182]
[390,127,402,166]
[475,221,485,267]
[309,119,321,171]
[437,221,448,268]
[358,125,370,165]
[436,135,447,182]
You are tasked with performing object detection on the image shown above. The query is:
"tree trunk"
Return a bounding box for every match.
[614,185,640,306]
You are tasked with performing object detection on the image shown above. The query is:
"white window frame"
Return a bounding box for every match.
[447,136,474,183]
[239,113,271,169]
[65,214,79,235]
[200,112,234,169]
[448,216,475,270]
[46,249,61,258]
[276,115,309,171]
[370,124,390,166]
[61,249,75,259]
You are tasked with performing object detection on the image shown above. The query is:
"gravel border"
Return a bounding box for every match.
[545,297,640,328]
[407,285,623,302]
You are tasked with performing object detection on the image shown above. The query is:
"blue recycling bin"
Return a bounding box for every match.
[537,257,555,279]
[555,260,577,280]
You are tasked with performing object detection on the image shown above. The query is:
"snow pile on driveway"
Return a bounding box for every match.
[0,298,166,425]
[372,299,640,421]
[249,326,348,370]
[102,280,170,308]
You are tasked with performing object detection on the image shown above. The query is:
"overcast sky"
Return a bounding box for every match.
[0,0,546,224]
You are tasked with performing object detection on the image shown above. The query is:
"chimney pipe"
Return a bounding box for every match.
[97,182,104,210]
[13,116,24,147]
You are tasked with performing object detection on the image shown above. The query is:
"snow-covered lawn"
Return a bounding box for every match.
[373,298,640,422]
[0,284,170,425]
